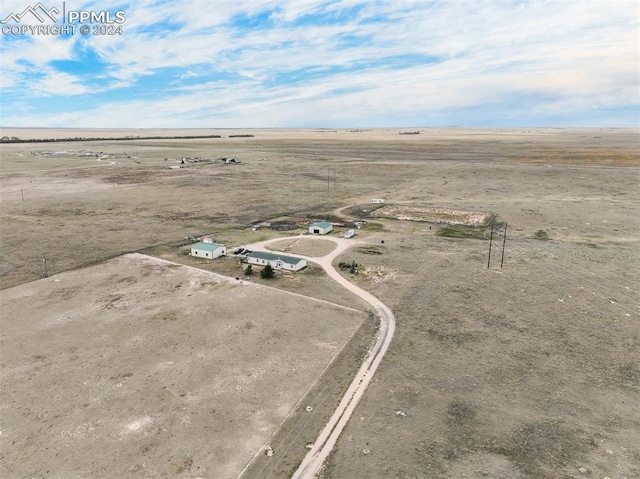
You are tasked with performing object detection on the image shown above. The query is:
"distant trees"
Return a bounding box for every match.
[260,264,275,279]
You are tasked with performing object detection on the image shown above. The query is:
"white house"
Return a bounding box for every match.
[246,251,307,271]
[309,221,333,235]
[190,242,226,259]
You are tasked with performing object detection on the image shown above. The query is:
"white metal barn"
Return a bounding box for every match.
[309,221,333,235]
[246,251,307,271]
[190,242,226,259]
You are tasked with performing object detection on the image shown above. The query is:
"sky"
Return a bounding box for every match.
[0,0,638,128]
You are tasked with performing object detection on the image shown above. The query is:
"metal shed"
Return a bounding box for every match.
[190,242,227,259]
[309,221,333,235]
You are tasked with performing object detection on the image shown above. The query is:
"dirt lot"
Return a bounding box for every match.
[0,254,365,478]
[372,205,491,225]
[1,127,639,478]
[266,238,337,257]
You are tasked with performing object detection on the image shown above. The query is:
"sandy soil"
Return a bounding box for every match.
[0,254,364,478]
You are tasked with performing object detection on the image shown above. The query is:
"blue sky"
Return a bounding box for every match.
[0,0,638,128]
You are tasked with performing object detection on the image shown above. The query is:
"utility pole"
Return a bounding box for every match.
[487,223,494,269]
[43,256,49,277]
[327,168,330,191]
[500,223,508,269]
[21,189,24,201]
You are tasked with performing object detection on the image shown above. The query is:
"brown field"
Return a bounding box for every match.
[0,253,365,478]
[1,127,639,478]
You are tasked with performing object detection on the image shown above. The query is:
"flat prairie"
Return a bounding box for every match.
[0,253,365,478]
[0,127,638,478]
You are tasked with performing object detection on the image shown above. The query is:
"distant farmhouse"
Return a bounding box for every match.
[246,251,307,271]
[190,242,226,259]
[309,221,333,235]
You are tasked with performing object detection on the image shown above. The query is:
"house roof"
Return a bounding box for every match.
[246,251,305,265]
[191,242,225,251]
[311,221,332,229]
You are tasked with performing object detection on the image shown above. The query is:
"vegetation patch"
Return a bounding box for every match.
[446,400,477,426]
[260,264,275,279]
[492,420,594,478]
[534,229,550,240]
[436,225,486,239]
[362,221,384,232]
[575,240,603,249]
[359,247,383,255]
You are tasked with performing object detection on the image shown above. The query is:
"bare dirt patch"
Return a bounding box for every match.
[372,205,492,225]
[267,238,337,257]
[0,253,365,478]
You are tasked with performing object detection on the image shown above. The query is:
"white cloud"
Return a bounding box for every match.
[30,69,95,96]
[1,0,638,126]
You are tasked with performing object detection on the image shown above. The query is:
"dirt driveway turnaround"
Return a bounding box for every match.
[240,234,396,479]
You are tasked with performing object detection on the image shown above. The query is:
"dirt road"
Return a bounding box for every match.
[242,234,396,478]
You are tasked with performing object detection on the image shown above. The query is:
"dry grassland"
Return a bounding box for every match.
[325,234,640,479]
[141,244,368,312]
[0,253,365,478]
[1,127,639,478]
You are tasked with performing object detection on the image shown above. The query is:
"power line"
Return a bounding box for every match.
[500,223,507,269]
[487,222,494,269]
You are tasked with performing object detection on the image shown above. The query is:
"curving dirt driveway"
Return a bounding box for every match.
[242,234,396,478]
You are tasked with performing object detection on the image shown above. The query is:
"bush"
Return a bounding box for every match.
[338,261,358,270]
[260,264,275,279]
[534,229,549,240]
[244,264,253,276]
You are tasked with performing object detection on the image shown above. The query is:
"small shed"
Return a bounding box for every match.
[246,251,307,271]
[190,242,226,259]
[309,221,333,235]
[371,198,385,204]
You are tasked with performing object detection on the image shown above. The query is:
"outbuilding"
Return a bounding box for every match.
[190,242,226,259]
[246,251,307,271]
[309,221,333,235]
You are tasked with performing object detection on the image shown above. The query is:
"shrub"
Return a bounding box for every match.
[534,229,549,240]
[260,264,275,279]
[244,264,253,276]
